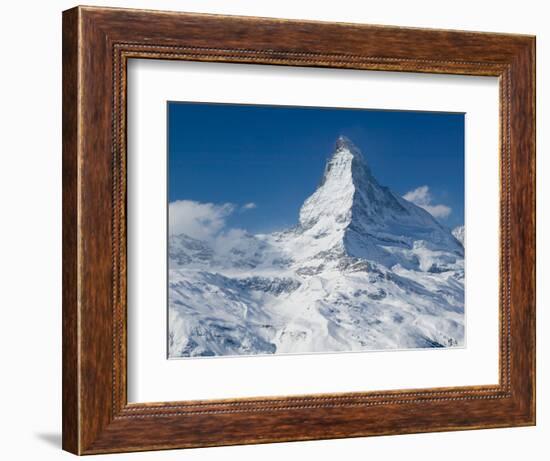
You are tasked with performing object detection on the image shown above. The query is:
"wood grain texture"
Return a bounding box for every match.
[62,5,536,455]
[62,6,80,454]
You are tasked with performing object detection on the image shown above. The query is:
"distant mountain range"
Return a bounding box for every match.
[168,136,465,358]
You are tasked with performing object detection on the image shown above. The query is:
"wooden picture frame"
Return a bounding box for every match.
[62,5,536,455]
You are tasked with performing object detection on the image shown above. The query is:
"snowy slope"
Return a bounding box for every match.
[452,225,465,246]
[168,136,465,358]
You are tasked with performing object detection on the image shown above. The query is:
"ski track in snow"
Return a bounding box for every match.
[168,136,465,358]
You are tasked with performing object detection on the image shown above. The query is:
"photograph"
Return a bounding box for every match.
[167,102,466,358]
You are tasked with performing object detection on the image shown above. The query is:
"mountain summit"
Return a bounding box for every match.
[296,136,462,271]
[168,136,465,357]
[299,136,367,231]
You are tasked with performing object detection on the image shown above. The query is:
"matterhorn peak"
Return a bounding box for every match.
[299,136,373,230]
[298,136,462,260]
[313,136,371,192]
[335,135,358,152]
[332,135,367,166]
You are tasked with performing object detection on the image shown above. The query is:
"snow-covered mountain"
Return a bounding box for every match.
[168,136,465,358]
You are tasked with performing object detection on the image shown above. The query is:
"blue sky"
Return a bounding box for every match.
[168,102,464,234]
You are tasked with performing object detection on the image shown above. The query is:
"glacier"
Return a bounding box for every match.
[168,136,465,358]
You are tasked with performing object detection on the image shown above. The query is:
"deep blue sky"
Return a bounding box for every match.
[168,102,464,232]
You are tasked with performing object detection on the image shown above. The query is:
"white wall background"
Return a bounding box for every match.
[0,1,545,459]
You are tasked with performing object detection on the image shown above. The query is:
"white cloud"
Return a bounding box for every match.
[403,185,430,204]
[421,204,452,219]
[212,228,248,255]
[403,186,452,219]
[168,200,235,239]
[241,202,257,211]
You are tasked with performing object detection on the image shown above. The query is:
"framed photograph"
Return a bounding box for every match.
[62,6,535,455]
